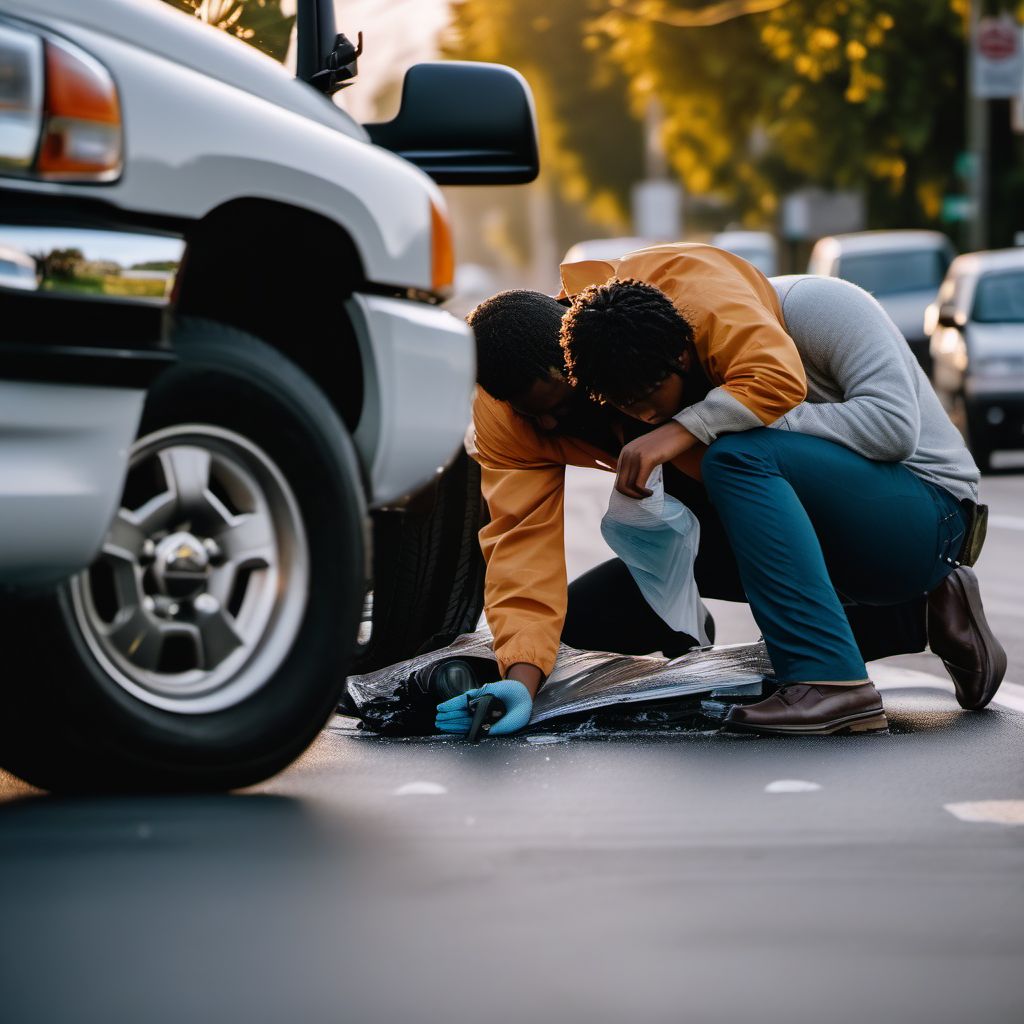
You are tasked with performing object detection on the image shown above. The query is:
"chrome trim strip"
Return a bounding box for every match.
[0,225,184,303]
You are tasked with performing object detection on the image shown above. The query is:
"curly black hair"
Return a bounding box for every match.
[467,289,568,401]
[560,278,694,406]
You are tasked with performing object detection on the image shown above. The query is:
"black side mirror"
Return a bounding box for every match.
[366,62,539,186]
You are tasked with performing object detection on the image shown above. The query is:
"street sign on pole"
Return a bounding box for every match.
[954,151,977,181]
[972,13,1024,99]
[941,195,974,223]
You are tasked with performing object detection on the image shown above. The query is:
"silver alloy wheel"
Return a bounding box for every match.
[69,424,309,714]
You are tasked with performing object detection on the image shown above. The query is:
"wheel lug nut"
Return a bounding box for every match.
[143,596,156,614]
[202,538,223,563]
[167,602,180,617]
[194,594,219,615]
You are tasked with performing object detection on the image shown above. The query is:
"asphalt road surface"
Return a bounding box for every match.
[2,459,1022,1024]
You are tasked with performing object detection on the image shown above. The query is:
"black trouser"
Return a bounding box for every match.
[561,462,928,663]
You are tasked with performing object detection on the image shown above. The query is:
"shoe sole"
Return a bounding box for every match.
[722,708,889,737]
[939,568,1008,711]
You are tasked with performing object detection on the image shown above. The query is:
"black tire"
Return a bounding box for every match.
[353,451,486,674]
[0,319,366,792]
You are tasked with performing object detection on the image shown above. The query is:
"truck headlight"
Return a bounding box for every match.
[0,24,44,170]
[0,22,122,182]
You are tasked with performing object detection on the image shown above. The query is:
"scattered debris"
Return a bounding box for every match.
[344,629,774,738]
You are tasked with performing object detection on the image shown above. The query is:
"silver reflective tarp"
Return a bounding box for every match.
[346,629,773,725]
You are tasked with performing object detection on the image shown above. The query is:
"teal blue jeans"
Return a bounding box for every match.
[701,429,968,683]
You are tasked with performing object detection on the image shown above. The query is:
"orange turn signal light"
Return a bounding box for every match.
[37,38,122,180]
[430,196,455,294]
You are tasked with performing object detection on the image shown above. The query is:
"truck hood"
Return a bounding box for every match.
[3,0,369,143]
[875,289,937,342]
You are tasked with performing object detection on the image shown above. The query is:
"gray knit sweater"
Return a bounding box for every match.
[672,274,980,503]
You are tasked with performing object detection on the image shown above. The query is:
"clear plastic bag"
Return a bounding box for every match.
[600,465,709,644]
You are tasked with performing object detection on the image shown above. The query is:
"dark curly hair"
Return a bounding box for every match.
[560,278,694,406]
[467,289,567,401]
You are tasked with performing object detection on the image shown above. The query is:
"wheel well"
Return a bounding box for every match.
[173,199,365,431]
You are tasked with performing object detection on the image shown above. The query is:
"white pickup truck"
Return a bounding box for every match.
[0,0,537,790]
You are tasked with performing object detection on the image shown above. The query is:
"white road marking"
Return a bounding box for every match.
[944,801,1024,826]
[765,779,822,793]
[871,664,1024,714]
[393,781,447,796]
[989,514,1024,531]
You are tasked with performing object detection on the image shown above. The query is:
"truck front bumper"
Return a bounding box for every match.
[0,378,147,587]
[347,293,475,507]
[0,232,177,585]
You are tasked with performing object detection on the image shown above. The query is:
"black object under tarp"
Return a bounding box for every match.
[343,630,775,737]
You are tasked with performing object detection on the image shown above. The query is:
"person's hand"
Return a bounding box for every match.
[434,680,533,736]
[615,421,696,498]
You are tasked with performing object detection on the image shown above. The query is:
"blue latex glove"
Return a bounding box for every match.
[434,680,533,737]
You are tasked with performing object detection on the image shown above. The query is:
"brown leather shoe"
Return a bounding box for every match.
[927,565,1007,711]
[722,681,888,735]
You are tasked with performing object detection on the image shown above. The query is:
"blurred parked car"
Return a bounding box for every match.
[927,248,1024,472]
[808,230,955,372]
[0,0,537,792]
[562,236,665,264]
[444,262,499,319]
[709,230,778,277]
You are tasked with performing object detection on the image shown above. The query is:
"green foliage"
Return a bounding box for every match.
[445,0,646,227]
[41,276,167,298]
[41,248,85,279]
[596,0,969,227]
[449,0,984,229]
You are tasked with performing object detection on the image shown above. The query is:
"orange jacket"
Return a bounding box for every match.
[469,243,807,677]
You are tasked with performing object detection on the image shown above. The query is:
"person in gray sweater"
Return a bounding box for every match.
[560,273,1005,735]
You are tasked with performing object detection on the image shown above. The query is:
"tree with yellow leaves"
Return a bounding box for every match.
[446,0,645,230]
[592,0,973,228]
[451,0,1023,237]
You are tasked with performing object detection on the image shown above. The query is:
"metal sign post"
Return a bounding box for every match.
[967,7,1024,250]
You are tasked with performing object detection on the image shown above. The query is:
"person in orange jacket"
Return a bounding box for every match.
[436,243,1002,737]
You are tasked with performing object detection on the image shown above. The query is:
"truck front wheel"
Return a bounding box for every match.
[0,320,366,792]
